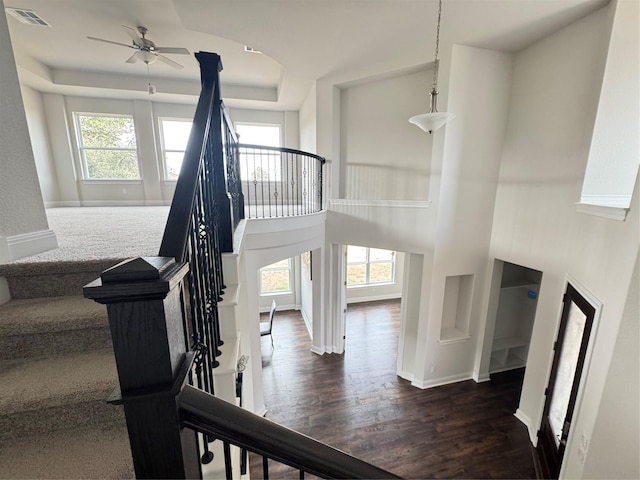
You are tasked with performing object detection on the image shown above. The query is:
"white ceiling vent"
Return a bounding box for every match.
[5,7,51,26]
[244,45,262,54]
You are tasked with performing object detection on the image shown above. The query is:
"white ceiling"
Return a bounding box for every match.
[5,0,609,109]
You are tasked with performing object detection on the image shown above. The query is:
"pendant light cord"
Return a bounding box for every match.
[432,0,443,90]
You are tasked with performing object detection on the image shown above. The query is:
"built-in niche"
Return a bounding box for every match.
[440,274,474,343]
[489,261,542,373]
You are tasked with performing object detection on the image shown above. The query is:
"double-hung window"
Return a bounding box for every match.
[236,123,281,181]
[159,118,193,180]
[260,259,292,294]
[75,113,139,180]
[346,246,395,287]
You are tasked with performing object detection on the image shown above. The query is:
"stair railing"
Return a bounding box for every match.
[84,51,394,479]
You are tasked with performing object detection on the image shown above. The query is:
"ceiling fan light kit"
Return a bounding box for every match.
[87,25,190,70]
[409,0,455,134]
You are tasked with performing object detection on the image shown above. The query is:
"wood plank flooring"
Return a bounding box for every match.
[249,299,536,479]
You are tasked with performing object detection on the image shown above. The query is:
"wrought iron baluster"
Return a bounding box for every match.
[223,441,232,479]
[263,456,269,480]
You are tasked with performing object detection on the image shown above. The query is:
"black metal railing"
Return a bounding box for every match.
[85,51,390,479]
[158,52,231,465]
[239,144,325,218]
[178,383,400,479]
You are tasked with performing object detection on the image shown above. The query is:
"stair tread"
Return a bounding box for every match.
[0,349,118,415]
[0,423,133,479]
[0,258,124,277]
[0,295,107,336]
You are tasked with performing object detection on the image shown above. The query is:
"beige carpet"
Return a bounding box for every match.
[9,206,170,264]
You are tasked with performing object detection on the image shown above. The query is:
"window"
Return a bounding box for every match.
[346,246,395,287]
[75,113,139,180]
[236,123,281,181]
[260,259,291,294]
[160,118,193,180]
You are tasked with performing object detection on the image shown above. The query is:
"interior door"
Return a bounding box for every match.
[537,283,595,479]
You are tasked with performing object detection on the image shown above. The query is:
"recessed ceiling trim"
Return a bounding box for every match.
[5,7,51,27]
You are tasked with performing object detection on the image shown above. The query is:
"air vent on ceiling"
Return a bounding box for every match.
[5,7,51,26]
[244,45,262,54]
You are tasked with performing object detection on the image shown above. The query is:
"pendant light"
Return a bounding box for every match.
[409,0,455,134]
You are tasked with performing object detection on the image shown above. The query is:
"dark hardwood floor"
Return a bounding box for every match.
[249,299,536,479]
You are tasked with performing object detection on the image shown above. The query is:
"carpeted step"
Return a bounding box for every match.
[0,350,123,442]
[0,259,124,299]
[0,423,133,479]
[0,296,112,359]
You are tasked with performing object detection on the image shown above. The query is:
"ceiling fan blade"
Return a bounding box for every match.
[122,25,144,47]
[155,54,184,70]
[154,47,190,55]
[87,36,135,49]
[125,53,138,64]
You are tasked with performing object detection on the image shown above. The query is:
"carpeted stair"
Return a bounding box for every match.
[0,259,134,479]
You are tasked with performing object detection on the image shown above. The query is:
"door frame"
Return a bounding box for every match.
[537,275,603,478]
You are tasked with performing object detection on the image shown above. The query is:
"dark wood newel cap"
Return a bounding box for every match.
[101,257,177,284]
[83,257,189,304]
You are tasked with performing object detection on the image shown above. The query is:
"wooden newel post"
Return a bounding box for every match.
[83,257,202,479]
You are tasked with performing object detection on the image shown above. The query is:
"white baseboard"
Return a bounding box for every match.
[346,293,402,304]
[78,200,170,207]
[45,200,81,208]
[514,408,538,445]
[310,345,325,355]
[397,370,415,382]
[474,372,492,383]
[411,372,473,389]
[0,229,58,263]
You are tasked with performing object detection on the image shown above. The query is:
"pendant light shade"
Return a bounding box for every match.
[409,0,454,134]
[409,112,456,134]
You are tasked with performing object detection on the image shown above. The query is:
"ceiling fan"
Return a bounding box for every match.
[87,25,190,69]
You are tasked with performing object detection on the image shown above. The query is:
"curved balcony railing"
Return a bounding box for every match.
[239,143,326,219]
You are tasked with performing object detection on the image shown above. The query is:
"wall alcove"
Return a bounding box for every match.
[489,261,543,374]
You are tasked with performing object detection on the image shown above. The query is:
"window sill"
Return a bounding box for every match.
[260,291,292,297]
[346,282,395,289]
[575,202,629,221]
[81,179,142,185]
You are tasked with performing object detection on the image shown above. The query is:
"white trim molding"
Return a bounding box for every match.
[411,372,473,389]
[329,199,432,209]
[576,194,631,221]
[0,229,58,263]
[514,408,537,445]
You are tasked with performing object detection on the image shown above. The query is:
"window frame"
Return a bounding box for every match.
[259,258,293,295]
[235,122,283,181]
[158,117,193,181]
[346,246,396,288]
[74,112,141,181]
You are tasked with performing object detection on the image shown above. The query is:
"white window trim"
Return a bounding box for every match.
[74,112,140,181]
[158,117,193,182]
[260,258,292,295]
[346,247,396,288]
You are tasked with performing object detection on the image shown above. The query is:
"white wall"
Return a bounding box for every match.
[486,4,639,478]
[581,0,640,209]
[340,71,432,200]
[412,46,513,388]
[0,6,54,263]
[582,253,639,479]
[20,86,60,205]
[299,83,317,154]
